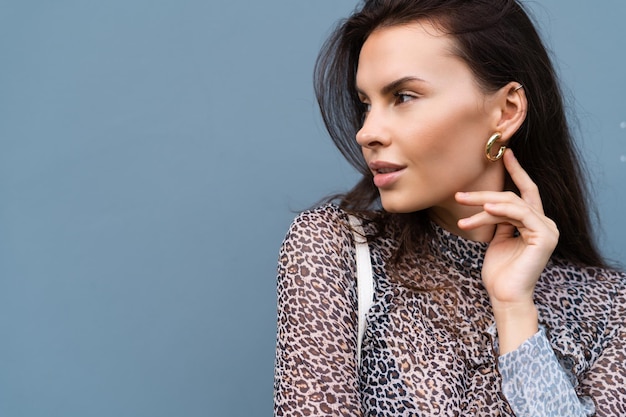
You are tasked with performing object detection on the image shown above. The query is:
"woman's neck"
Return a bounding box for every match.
[427,206,496,243]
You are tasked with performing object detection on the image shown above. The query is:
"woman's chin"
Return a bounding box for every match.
[380,198,425,214]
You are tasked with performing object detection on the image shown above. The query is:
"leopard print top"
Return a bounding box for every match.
[274,204,626,416]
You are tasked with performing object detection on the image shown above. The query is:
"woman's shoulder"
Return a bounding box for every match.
[281,203,353,252]
[290,203,347,227]
[286,203,350,236]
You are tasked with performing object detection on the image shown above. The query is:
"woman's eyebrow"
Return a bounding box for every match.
[357,76,428,97]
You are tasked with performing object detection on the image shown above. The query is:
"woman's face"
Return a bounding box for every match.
[356,21,505,224]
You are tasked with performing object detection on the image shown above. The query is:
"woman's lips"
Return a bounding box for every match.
[369,161,405,188]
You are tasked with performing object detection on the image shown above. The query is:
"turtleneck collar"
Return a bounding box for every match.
[429,221,489,271]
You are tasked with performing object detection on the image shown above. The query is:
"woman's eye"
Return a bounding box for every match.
[394,92,417,104]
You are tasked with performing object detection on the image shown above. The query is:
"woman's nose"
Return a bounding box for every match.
[355,111,391,148]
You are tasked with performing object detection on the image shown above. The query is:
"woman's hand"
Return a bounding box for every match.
[455,149,559,354]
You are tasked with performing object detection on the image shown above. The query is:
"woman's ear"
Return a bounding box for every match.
[492,82,528,142]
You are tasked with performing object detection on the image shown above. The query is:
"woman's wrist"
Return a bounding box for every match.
[491,300,539,355]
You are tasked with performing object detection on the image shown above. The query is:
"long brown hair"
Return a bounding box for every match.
[314,0,606,267]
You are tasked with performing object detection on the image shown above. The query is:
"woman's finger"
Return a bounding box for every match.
[485,201,556,231]
[502,149,544,213]
[458,204,547,235]
[456,190,522,207]
[458,209,523,231]
[458,201,558,246]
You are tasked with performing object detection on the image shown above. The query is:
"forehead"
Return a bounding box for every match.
[356,21,467,90]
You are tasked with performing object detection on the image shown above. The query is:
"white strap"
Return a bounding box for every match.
[348,214,375,368]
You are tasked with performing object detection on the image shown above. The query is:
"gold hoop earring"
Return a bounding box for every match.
[485,132,506,161]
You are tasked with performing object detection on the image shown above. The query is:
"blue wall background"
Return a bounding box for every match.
[1,1,624,416]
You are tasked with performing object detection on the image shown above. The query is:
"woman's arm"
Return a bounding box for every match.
[492,272,626,416]
[457,150,559,354]
[274,207,363,417]
[497,327,595,416]
[458,149,594,414]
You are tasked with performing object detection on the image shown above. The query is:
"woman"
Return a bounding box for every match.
[274,0,626,415]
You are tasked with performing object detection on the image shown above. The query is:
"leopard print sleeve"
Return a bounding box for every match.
[498,328,595,416]
[274,205,363,417]
[578,272,626,416]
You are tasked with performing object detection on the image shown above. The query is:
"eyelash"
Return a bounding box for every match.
[394,91,418,103]
[359,91,418,118]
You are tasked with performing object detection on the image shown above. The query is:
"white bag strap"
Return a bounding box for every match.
[348,214,375,368]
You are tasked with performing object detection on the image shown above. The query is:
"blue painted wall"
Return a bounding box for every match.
[0,1,624,416]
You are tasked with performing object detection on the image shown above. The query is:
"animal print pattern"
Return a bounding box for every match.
[497,327,595,415]
[274,204,626,416]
